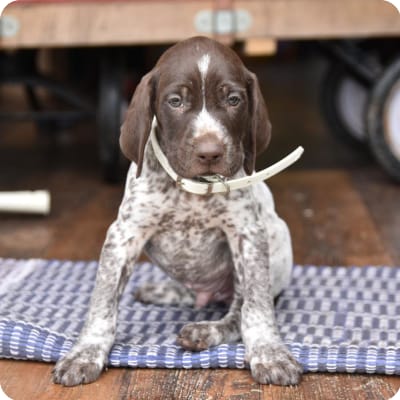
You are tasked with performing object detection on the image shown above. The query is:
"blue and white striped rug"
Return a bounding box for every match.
[0,258,399,375]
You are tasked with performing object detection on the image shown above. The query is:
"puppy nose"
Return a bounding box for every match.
[195,137,224,164]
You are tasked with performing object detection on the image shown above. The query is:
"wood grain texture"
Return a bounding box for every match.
[2,0,400,48]
[351,169,400,265]
[269,170,393,266]
[0,362,399,400]
[1,50,400,399]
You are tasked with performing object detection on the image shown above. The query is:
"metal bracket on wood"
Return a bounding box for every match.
[0,15,19,38]
[194,9,252,38]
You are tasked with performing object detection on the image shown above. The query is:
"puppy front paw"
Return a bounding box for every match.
[177,322,220,351]
[177,319,241,351]
[248,344,302,386]
[52,345,107,386]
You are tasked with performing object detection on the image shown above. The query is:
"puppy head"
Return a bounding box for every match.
[120,36,271,178]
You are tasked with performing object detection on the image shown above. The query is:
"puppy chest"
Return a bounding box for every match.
[144,225,232,282]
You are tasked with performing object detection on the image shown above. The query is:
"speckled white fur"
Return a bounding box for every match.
[52,37,302,388]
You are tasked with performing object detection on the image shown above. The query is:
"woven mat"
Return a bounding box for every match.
[0,258,399,375]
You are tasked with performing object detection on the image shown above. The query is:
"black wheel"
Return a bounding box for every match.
[367,58,400,182]
[97,49,124,182]
[321,64,368,147]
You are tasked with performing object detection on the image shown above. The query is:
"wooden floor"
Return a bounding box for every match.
[0,52,400,399]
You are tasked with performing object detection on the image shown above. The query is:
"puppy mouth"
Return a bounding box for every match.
[177,165,232,180]
[169,149,242,180]
[192,175,229,187]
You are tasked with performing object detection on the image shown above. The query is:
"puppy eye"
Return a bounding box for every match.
[228,94,241,107]
[167,95,183,108]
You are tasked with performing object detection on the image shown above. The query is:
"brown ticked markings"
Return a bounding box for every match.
[52,36,302,387]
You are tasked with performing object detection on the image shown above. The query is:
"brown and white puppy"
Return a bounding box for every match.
[53,36,302,387]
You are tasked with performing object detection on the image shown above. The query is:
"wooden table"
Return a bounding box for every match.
[1,0,400,49]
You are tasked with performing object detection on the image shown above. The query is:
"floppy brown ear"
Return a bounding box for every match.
[120,69,157,177]
[243,71,272,175]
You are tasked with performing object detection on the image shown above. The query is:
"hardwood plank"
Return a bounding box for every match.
[117,369,261,400]
[0,171,122,259]
[43,183,122,260]
[0,362,259,400]
[270,170,393,266]
[258,0,400,40]
[351,168,400,265]
[1,360,399,400]
[0,360,128,400]
[263,374,398,400]
[2,1,213,48]
[2,0,400,49]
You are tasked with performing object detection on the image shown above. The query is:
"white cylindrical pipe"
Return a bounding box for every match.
[0,191,51,215]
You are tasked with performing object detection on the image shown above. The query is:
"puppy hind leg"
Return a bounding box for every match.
[177,289,242,351]
[134,280,195,307]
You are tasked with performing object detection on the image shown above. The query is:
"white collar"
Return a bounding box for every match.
[149,119,304,196]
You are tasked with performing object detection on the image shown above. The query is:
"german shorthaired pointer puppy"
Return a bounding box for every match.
[53,36,302,386]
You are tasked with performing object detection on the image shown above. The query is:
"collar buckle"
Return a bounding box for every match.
[200,175,230,196]
[215,175,230,196]
[176,176,183,188]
